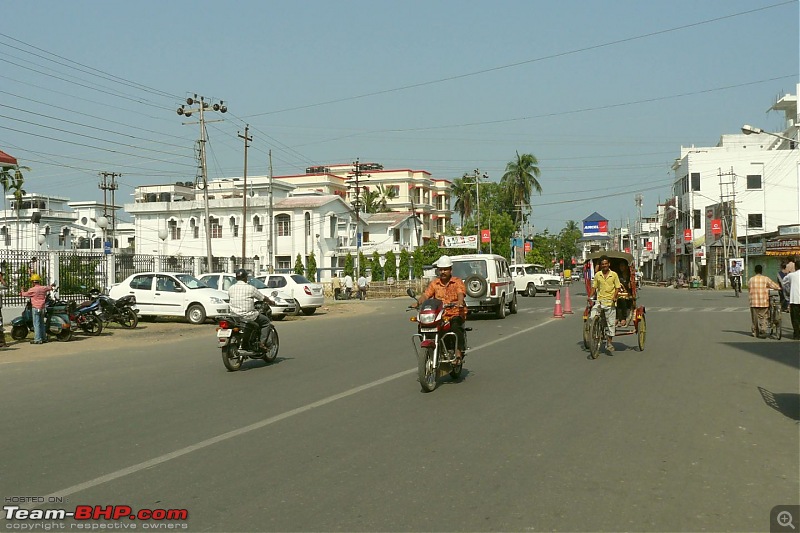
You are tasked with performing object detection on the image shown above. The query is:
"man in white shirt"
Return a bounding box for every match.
[228,269,273,350]
[343,273,354,300]
[357,274,368,300]
[785,264,800,340]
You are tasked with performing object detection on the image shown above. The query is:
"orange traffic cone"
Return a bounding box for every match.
[563,285,574,314]
[553,290,564,318]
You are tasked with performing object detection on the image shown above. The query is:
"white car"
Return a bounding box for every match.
[109,272,229,324]
[255,274,324,315]
[198,273,297,320]
[510,263,563,297]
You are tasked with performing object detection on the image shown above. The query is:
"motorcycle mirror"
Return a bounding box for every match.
[406,288,416,299]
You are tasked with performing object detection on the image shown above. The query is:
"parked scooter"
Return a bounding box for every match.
[11,292,73,342]
[216,300,279,371]
[407,288,470,392]
[88,288,138,328]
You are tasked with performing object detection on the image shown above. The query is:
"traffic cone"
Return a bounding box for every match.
[553,290,564,318]
[563,285,574,314]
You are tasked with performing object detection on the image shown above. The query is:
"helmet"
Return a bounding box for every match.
[434,256,453,268]
[30,273,41,282]
[234,268,248,281]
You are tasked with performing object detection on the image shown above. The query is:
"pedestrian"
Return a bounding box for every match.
[778,260,791,312]
[0,269,7,347]
[331,272,342,300]
[19,273,53,345]
[343,272,354,300]
[357,273,368,300]
[747,264,781,339]
[785,263,800,340]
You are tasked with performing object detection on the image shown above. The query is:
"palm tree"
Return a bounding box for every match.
[362,189,380,213]
[375,184,397,212]
[451,175,475,223]
[6,167,28,250]
[501,151,542,228]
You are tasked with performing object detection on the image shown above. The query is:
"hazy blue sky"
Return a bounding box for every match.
[1,0,797,232]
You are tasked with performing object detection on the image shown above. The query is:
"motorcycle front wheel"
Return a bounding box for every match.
[418,346,437,393]
[80,314,103,336]
[11,325,28,341]
[117,308,138,329]
[222,342,242,372]
[262,327,279,363]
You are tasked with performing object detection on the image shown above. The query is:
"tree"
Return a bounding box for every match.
[358,251,367,277]
[305,251,317,281]
[451,175,475,223]
[363,184,397,214]
[398,249,410,280]
[412,247,424,279]
[2,166,29,250]
[344,253,354,277]
[294,254,304,275]
[384,250,397,280]
[370,251,384,281]
[501,151,542,229]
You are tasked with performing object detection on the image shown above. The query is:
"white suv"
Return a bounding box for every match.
[449,254,518,319]
[510,263,562,297]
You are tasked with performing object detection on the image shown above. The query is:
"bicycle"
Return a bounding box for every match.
[768,289,782,340]
[588,300,615,359]
[730,275,742,297]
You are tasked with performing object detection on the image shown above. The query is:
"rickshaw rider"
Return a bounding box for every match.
[588,256,621,352]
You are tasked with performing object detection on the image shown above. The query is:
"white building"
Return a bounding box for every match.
[668,88,799,284]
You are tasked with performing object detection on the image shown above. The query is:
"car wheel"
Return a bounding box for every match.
[465,275,487,298]
[186,304,207,325]
[302,307,317,315]
[526,283,536,297]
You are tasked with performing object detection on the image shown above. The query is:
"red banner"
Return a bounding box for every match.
[624,247,630,253]
[646,241,653,251]
[524,241,531,252]
[481,229,491,243]
[711,219,722,236]
[683,229,692,242]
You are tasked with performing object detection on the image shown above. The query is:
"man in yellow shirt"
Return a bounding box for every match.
[588,256,621,353]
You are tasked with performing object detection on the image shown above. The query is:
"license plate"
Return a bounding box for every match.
[217,329,232,338]
[419,328,437,333]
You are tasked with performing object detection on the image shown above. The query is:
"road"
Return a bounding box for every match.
[1,286,797,532]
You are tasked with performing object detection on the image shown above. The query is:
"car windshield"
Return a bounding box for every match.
[248,278,268,289]
[452,261,487,279]
[290,274,311,284]
[174,274,208,289]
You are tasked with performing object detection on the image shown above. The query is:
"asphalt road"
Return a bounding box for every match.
[1,286,798,532]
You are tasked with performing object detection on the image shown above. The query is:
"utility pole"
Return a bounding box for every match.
[268,150,274,274]
[348,159,366,276]
[98,172,120,251]
[238,125,252,264]
[635,193,643,270]
[177,94,227,272]
[719,167,736,288]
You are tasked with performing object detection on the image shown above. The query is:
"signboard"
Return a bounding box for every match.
[704,201,733,246]
[710,219,722,236]
[765,238,800,256]
[524,241,531,252]
[103,241,111,255]
[646,241,653,251]
[683,229,692,242]
[582,220,608,237]
[439,234,478,249]
[481,229,491,243]
[779,224,800,236]
[624,247,630,253]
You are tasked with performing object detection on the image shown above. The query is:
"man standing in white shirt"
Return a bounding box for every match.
[784,262,800,340]
[343,273,354,300]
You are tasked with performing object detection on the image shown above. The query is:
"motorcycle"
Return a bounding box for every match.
[67,294,104,336]
[11,292,73,342]
[407,288,470,392]
[216,300,279,371]
[88,288,138,328]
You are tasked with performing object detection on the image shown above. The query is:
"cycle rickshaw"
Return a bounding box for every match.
[581,251,646,358]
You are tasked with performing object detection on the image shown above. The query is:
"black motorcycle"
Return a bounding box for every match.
[89,288,138,328]
[216,302,279,371]
[67,295,104,336]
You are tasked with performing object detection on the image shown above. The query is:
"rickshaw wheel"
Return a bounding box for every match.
[582,318,591,349]
[589,318,603,359]
[637,314,646,351]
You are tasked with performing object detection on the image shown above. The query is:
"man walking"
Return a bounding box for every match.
[357,273,368,300]
[331,272,342,300]
[343,272,354,300]
[747,264,781,338]
[784,263,800,340]
[19,273,53,344]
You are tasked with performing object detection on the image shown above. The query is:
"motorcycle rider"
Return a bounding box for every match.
[227,269,274,350]
[412,255,467,363]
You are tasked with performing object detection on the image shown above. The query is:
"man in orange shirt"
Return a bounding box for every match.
[414,256,467,363]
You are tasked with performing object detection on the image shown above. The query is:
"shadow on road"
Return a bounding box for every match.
[758,386,800,421]
[720,340,799,369]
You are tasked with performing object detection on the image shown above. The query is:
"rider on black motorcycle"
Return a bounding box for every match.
[227,269,274,351]
[412,256,467,363]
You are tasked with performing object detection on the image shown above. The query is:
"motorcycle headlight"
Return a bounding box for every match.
[419,310,436,325]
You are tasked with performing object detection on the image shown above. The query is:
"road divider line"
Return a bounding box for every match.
[41,317,561,502]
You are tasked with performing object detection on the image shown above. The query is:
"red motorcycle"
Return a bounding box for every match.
[407,288,470,393]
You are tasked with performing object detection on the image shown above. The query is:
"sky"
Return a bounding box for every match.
[1,0,798,234]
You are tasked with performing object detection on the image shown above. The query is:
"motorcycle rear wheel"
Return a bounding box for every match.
[262,327,279,363]
[80,314,103,336]
[418,346,437,393]
[117,308,138,329]
[54,328,72,342]
[11,325,28,341]
[222,343,242,372]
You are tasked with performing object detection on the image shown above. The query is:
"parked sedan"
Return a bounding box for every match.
[255,274,324,315]
[198,273,297,320]
[108,272,229,324]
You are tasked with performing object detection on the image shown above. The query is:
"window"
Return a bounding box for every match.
[693,209,701,230]
[363,231,370,243]
[305,212,311,236]
[747,214,763,228]
[1,227,9,246]
[130,275,154,291]
[209,217,222,238]
[203,276,218,289]
[276,214,291,236]
[156,275,179,292]
[691,173,700,191]
[746,175,762,190]
[253,215,263,232]
[393,229,400,243]
[169,220,180,240]
[190,219,198,239]
[229,216,238,238]
[276,257,292,270]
